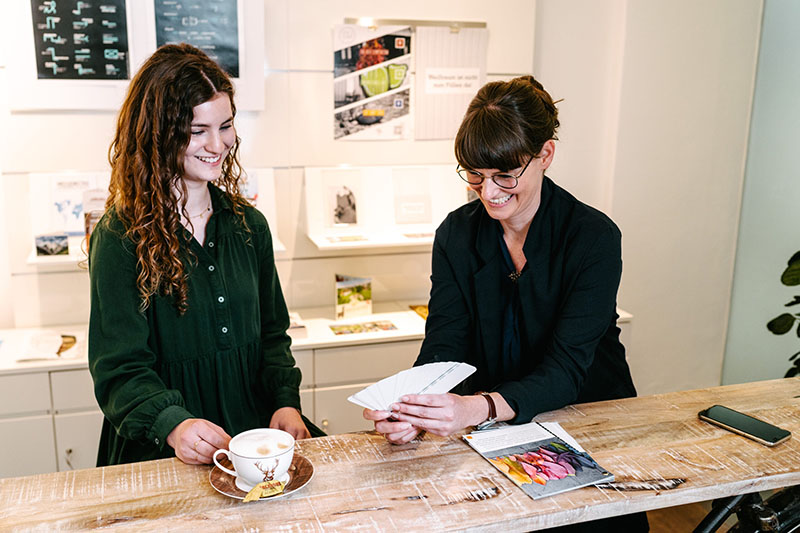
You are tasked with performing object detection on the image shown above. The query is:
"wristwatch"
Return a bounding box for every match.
[475,391,497,430]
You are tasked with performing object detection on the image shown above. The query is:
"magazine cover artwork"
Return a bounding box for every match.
[333,25,412,140]
[464,422,613,500]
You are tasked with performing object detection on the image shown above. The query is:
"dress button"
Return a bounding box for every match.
[154,438,160,445]
[218,296,225,303]
[208,241,214,248]
[208,265,215,272]
[221,326,228,333]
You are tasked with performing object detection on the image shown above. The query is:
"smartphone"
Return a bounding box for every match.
[698,404,791,447]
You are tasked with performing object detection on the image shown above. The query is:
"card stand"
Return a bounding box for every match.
[303,164,468,251]
[245,168,285,253]
[26,236,87,267]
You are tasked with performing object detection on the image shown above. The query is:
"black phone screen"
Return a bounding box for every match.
[699,405,791,444]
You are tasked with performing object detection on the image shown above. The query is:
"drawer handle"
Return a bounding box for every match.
[65,448,74,470]
[321,419,329,430]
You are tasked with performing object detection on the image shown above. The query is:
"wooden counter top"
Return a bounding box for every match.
[2,378,798,532]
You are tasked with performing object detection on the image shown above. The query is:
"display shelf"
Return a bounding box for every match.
[306,230,434,251]
[303,164,468,251]
[0,324,88,375]
[288,302,426,350]
[19,168,285,270]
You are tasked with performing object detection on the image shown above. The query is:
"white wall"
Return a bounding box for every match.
[534,0,762,395]
[724,0,800,383]
[0,42,12,328]
[533,0,627,213]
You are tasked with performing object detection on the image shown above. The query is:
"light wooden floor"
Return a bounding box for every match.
[648,501,735,532]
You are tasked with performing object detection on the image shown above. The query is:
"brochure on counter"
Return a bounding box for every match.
[463,421,613,500]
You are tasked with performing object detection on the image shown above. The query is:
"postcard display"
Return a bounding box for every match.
[9,1,264,110]
[27,172,110,262]
[303,165,470,250]
[25,168,282,263]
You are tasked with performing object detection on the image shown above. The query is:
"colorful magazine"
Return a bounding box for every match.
[463,421,613,499]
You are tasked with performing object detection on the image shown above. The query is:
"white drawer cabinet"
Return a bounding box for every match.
[0,371,56,478]
[314,340,421,386]
[0,368,101,479]
[292,339,422,435]
[51,369,98,412]
[314,383,375,435]
[0,372,50,416]
[0,415,57,477]
[50,369,103,472]
[54,411,104,471]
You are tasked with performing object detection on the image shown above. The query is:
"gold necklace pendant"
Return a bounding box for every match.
[185,197,212,219]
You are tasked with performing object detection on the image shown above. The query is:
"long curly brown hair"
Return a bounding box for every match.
[107,43,248,314]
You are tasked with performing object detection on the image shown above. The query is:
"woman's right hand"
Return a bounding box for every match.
[167,418,231,465]
[363,408,422,444]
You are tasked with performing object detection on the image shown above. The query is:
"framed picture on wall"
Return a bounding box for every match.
[7,0,264,110]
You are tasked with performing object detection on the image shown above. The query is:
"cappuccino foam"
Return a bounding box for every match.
[233,433,292,457]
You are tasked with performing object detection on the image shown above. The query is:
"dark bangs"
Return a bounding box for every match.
[454,107,531,172]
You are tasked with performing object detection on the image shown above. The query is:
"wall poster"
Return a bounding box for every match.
[414,26,488,140]
[333,24,413,141]
[9,1,264,110]
[154,0,239,77]
[29,0,129,80]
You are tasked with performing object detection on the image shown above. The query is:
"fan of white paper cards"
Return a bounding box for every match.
[347,362,476,411]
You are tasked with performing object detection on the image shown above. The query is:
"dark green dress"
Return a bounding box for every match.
[88,184,320,466]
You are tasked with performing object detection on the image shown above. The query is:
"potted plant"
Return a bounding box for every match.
[766,251,800,378]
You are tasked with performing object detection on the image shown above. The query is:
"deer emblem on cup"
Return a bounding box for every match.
[255,459,279,482]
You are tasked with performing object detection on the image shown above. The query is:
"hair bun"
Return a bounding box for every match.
[518,75,559,126]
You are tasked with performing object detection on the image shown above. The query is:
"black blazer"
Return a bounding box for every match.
[416,177,637,423]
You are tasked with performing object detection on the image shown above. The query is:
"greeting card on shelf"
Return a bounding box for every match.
[463,421,614,500]
[27,172,110,264]
[34,234,69,256]
[303,165,465,250]
[335,274,372,319]
[329,320,397,336]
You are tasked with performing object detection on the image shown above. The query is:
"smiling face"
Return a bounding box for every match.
[181,92,235,186]
[467,140,555,229]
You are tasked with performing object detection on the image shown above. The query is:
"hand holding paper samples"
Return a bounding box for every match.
[348,362,476,411]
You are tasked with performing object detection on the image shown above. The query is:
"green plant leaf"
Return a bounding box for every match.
[786,296,800,307]
[782,251,800,286]
[767,313,796,334]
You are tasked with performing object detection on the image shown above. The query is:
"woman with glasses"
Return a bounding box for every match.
[364,75,646,530]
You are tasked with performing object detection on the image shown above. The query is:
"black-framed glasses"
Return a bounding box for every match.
[456,156,533,190]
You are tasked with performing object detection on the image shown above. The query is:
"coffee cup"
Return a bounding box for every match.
[213,428,295,491]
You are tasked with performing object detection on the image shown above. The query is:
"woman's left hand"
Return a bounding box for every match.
[389,393,486,437]
[269,407,312,440]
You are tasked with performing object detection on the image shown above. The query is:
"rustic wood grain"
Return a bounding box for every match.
[1,378,797,532]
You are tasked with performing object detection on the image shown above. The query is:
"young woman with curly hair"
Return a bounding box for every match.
[88,43,321,467]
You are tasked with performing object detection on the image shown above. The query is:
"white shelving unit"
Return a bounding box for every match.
[303,164,469,251]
